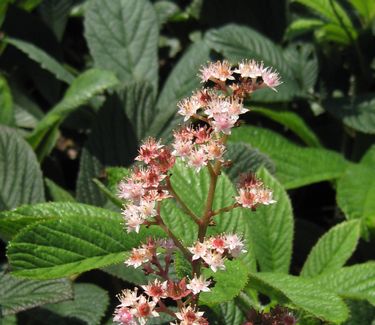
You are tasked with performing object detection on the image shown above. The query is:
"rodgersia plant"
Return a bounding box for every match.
[113,60,281,325]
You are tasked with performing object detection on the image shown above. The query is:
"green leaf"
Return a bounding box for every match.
[243,168,294,273]
[285,18,325,39]
[0,202,118,240]
[224,142,275,183]
[7,207,164,279]
[344,300,375,325]
[0,272,73,315]
[0,75,14,126]
[361,145,375,166]
[252,107,321,147]
[313,262,375,305]
[43,283,109,325]
[337,163,375,230]
[205,24,300,102]
[149,40,211,138]
[0,315,16,325]
[101,263,148,285]
[154,1,181,25]
[249,272,349,323]
[349,0,375,27]
[76,84,151,206]
[0,126,45,211]
[210,301,246,325]
[160,199,198,245]
[27,69,119,161]
[169,160,256,271]
[324,95,375,134]
[6,37,74,84]
[200,260,250,307]
[45,179,76,202]
[39,0,73,41]
[84,0,159,90]
[301,220,361,277]
[293,0,356,40]
[283,43,319,96]
[229,126,349,189]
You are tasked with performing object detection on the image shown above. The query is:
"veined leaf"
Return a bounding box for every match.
[251,107,321,147]
[43,283,109,325]
[293,0,356,33]
[200,260,250,307]
[361,145,375,166]
[168,160,256,271]
[205,24,299,102]
[101,263,148,285]
[210,301,246,325]
[76,83,153,206]
[0,75,14,126]
[301,220,361,277]
[0,126,44,211]
[324,94,375,134]
[85,0,159,90]
[337,163,375,230]
[285,18,325,39]
[149,40,211,139]
[27,69,119,161]
[313,262,375,305]
[344,300,375,325]
[7,208,164,279]
[243,168,294,273]
[229,126,349,189]
[224,142,275,183]
[249,272,349,323]
[39,0,73,41]
[0,272,73,315]
[0,202,119,240]
[6,37,74,84]
[349,0,375,27]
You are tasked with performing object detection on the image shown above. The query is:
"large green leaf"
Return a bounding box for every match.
[149,40,211,139]
[200,260,250,307]
[0,202,110,240]
[285,18,325,39]
[168,160,256,270]
[84,0,159,90]
[76,83,154,206]
[313,262,375,305]
[44,179,76,203]
[324,95,375,134]
[344,300,375,325]
[249,272,349,324]
[337,163,375,230]
[0,75,14,126]
[43,283,109,325]
[349,0,375,26]
[301,220,361,277]
[361,145,375,166]
[224,142,275,183]
[293,0,357,43]
[7,207,163,279]
[205,24,299,102]
[0,126,44,211]
[0,272,73,315]
[6,37,74,84]
[243,168,294,273]
[229,126,349,189]
[251,107,321,147]
[210,301,246,325]
[27,69,119,161]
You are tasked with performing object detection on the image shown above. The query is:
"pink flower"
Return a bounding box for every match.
[133,295,159,324]
[117,288,139,307]
[202,250,226,272]
[125,247,153,268]
[135,138,163,164]
[188,148,208,171]
[175,306,206,325]
[199,61,234,82]
[177,97,201,121]
[261,67,282,91]
[234,59,263,79]
[204,140,225,161]
[209,235,226,254]
[113,307,136,324]
[211,114,238,134]
[188,242,208,261]
[235,188,258,209]
[225,234,247,257]
[142,279,167,302]
[118,179,144,202]
[187,275,211,295]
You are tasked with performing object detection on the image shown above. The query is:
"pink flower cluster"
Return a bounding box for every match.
[172,126,226,171]
[235,174,276,210]
[199,59,282,91]
[118,138,175,232]
[188,234,246,272]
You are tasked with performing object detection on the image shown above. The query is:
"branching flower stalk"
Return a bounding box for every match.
[114,60,281,325]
